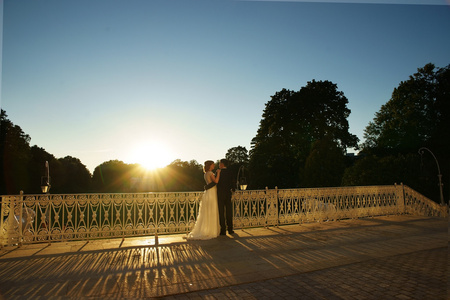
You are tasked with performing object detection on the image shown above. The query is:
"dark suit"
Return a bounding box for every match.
[217,168,235,233]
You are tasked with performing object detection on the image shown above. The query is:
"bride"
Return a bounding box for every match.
[187,160,221,240]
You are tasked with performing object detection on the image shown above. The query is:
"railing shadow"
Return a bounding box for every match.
[0,215,446,298]
[0,240,217,298]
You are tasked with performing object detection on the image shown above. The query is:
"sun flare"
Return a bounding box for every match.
[128,141,174,171]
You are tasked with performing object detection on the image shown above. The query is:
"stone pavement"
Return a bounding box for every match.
[0,215,447,299]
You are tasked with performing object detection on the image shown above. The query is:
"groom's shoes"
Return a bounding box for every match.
[228,230,235,235]
[220,231,226,236]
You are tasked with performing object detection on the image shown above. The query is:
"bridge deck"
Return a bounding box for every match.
[0,215,447,299]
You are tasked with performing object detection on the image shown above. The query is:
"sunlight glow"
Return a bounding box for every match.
[127,141,174,171]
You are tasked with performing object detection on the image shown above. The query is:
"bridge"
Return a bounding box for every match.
[0,185,447,298]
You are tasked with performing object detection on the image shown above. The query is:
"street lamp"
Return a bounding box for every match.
[237,165,248,190]
[418,147,444,205]
[41,161,51,194]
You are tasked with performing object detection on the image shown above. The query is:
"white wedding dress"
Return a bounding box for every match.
[187,171,220,240]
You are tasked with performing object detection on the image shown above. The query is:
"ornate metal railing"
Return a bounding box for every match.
[1,184,447,247]
[276,185,403,224]
[403,185,447,217]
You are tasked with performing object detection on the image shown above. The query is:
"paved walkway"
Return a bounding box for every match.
[0,215,447,299]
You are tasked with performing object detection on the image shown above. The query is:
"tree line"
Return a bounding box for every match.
[249,63,449,203]
[1,63,448,203]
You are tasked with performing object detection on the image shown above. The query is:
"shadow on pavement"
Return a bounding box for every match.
[0,215,446,298]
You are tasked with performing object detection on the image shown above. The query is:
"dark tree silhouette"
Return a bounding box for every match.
[52,156,92,193]
[92,160,132,193]
[348,63,450,203]
[362,63,450,155]
[161,160,204,192]
[226,146,249,165]
[303,137,345,188]
[0,110,32,194]
[249,80,358,189]
[27,146,56,194]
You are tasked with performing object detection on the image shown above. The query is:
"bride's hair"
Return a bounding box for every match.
[203,160,214,173]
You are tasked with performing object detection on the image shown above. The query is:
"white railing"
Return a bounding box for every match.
[1,184,447,247]
[403,185,447,217]
[276,185,403,224]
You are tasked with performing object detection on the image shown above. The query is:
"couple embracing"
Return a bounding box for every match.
[187,159,235,240]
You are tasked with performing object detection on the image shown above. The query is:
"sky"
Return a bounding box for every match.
[1,0,449,173]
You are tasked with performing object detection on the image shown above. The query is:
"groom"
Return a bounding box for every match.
[216,159,235,235]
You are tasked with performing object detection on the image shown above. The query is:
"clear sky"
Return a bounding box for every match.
[1,0,449,173]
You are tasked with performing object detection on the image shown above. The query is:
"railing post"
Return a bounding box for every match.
[48,194,52,243]
[265,186,278,227]
[395,183,406,214]
[6,196,18,246]
[18,191,24,247]
[155,221,159,246]
[155,194,159,245]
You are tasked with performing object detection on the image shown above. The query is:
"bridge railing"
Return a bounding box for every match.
[402,185,447,217]
[1,184,447,247]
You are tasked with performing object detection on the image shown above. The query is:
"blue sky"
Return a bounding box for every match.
[1,0,449,172]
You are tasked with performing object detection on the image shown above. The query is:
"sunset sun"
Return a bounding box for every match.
[128,141,174,171]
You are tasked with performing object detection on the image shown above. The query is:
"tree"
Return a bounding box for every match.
[1,110,94,194]
[26,147,93,194]
[0,110,32,194]
[51,156,92,193]
[303,137,345,188]
[360,63,449,203]
[249,80,358,189]
[341,155,383,186]
[362,63,449,155]
[341,153,436,196]
[91,159,204,193]
[27,146,56,194]
[92,160,132,192]
[430,64,450,152]
[225,146,249,165]
[162,160,204,192]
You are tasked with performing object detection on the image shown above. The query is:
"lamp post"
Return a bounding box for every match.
[418,147,444,205]
[40,161,51,194]
[236,165,248,190]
